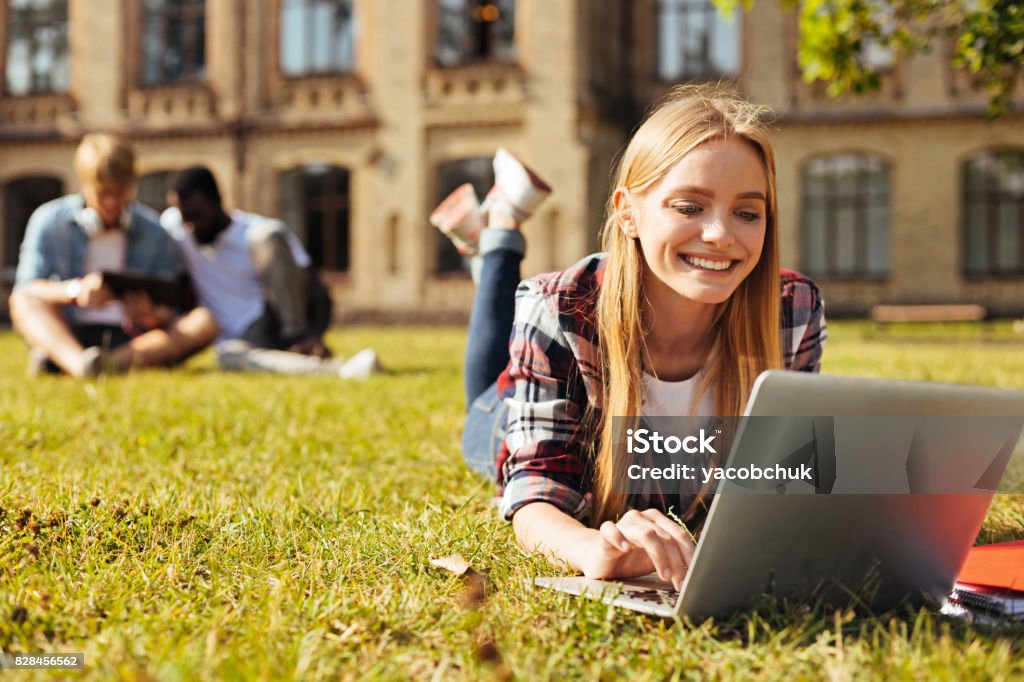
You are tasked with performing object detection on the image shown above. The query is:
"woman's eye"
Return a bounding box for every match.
[736,210,761,221]
[674,204,701,215]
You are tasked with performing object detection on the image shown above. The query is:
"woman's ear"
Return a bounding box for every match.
[612,188,638,239]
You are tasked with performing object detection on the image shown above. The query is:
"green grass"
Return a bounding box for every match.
[1,322,1023,680]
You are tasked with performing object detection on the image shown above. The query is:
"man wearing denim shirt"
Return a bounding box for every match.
[9,133,218,377]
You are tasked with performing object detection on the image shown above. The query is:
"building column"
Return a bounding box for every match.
[522,0,590,274]
[889,130,960,302]
[68,0,126,130]
[359,0,428,306]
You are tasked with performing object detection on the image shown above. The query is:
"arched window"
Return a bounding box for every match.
[280,0,356,76]
[962,150,1024,276]
[138,170,175,213]
[280,164,350,272]
[436,0,516,67]
[3,175,64,271]
[435,157,494,274]
[657,0,740,82]
[801,154,890,277]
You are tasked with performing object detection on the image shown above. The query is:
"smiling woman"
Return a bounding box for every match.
[436,85,826,592]
[617,139,770,345]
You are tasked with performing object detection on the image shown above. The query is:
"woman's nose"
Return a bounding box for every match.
[701,213,735,247]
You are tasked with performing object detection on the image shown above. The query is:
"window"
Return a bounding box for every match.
[5,0,69,96]
[138,171,175,214]
[434,157,494,274]
[280,0,356,76]
[801,154,890,277]
[140,0,206,85]
[657,0,739,82]
[963,150,1024,276]
[436,0,516,67]
[279,165,350,272]
[3,176,64,270]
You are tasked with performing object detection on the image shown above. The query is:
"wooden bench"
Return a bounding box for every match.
[869,304,992,340]
[870,304,987,324]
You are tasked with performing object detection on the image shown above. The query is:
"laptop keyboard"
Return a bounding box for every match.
[626,588,680,606]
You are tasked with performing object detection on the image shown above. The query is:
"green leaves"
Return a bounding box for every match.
[717,0,1023,117]
[954,0,1024,116]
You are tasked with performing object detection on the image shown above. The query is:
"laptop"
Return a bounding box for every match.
[534,370,1024,618]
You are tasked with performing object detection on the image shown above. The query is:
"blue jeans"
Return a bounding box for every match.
[461,228,525,480]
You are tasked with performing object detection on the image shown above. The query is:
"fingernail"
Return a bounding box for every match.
[663,571,673,582]
[619,541,630,551]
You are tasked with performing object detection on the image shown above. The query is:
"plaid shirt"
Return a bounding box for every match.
[495,253,826,523]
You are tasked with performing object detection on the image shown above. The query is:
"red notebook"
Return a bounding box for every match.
[957,541,1024,591]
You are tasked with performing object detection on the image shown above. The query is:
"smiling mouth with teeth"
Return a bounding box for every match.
[681,254,736,272]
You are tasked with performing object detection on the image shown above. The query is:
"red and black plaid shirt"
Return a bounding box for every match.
[495,253,827,522]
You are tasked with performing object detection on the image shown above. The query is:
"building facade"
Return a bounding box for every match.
[1,0,1022,318]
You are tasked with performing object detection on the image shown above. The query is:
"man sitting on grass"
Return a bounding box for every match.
[9,134,218,377]
[161,166,380,378]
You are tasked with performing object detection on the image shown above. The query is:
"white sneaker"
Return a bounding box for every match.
[26,346,111,378]
[216,340,255,372]
[78,346,106,378]
[429,183,485,257]
[338,348,383,379]
[484,148,552,222]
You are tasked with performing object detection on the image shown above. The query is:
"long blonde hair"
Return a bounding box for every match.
[591,85,783,526]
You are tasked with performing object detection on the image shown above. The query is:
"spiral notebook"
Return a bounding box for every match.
[942,541,1024,625]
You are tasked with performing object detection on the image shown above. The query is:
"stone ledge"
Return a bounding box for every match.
[126,84,217,127]
[270,74,373,122]
[0,93,76,131]
[424,62,526,107]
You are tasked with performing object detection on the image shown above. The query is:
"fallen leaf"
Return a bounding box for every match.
[430,554,494,607]
[430,554,472,576]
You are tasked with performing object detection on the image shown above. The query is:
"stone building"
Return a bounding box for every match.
[1,0,1022,319]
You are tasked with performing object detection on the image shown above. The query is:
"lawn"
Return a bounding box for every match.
[1,322,1023,680]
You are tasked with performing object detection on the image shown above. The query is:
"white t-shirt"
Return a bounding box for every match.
[640,370,716,502]
[162,208,311,340]
[642,369,714,417]
[77,228,126,326]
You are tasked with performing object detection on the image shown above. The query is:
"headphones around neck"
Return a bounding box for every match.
[76,204,132,237]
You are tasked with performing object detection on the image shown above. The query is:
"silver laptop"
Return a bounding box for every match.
[535,371,1024,618]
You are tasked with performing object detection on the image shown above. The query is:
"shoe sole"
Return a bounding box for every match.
[429,183,483,254]
[492,148,552,220]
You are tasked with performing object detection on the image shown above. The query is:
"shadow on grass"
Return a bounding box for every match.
[523,568,1024,649]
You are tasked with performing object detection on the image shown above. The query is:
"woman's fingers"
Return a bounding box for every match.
[641,509,697,567]
[599,520,631,553]
[616,512,688,589]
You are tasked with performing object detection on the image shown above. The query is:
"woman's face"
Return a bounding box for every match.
[625,137,769,306]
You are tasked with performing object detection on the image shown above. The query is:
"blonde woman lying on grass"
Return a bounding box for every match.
[433,85,826,590]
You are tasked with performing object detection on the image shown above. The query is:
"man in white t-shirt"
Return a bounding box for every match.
[163,166,378,377]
